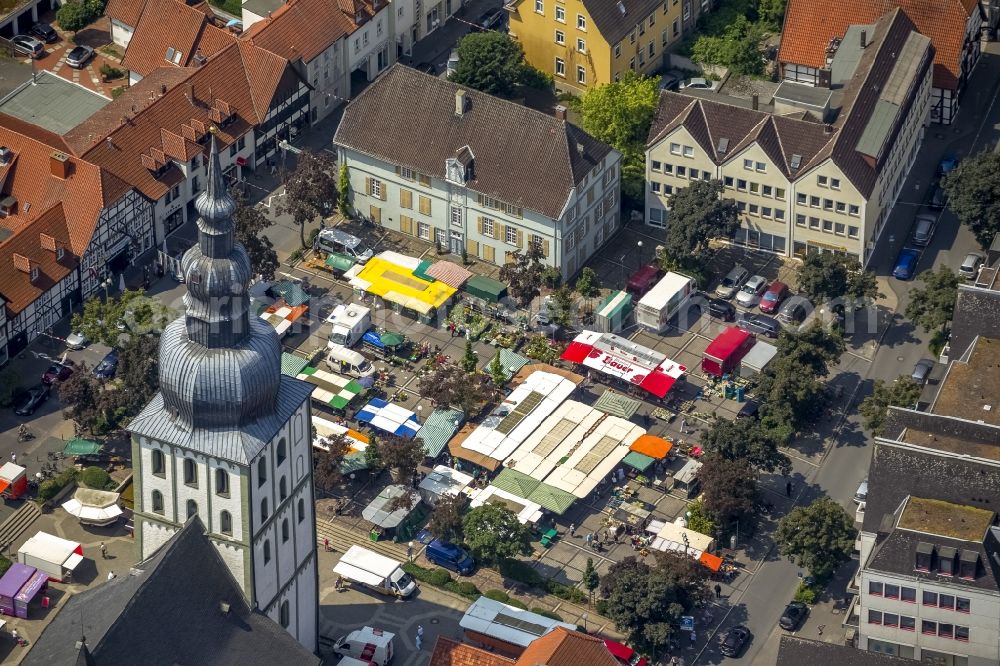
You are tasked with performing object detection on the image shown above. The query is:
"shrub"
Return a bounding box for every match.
[37,468,79,502]
[499,559,543,587]
[793,581,818,605]
[0,556,10,578]
[456,581,480,597]
[307,227,320,247]
[485,589,511,603]
[402,562,452,587]
[506,597,528,610]
[531,608,564,621]
[80,466,113,490]
[595,599,609,615]
[546,580,587,603]
[541,266,562,289]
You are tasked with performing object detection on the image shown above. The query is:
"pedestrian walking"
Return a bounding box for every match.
[690,631,696,645]
[585,533,593,548]
[100,542,107,559]
[107,571,116,581]
[407,541,414,562]
[680,418,688,434]
[616,468,625,483]
[786,481,793,497]
[10,452,15,464]
[569,524,576,537]
[415,625,424,650]
[714,583,722,599]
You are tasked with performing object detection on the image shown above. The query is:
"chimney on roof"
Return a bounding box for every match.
[860,30,867,49]
[186,83,195,106]
[751,93,759,111]
[824,124,833,135]
[576,142,585,156]
[50,151,70,179]
[455,89,467,117]
[554,104,567,121]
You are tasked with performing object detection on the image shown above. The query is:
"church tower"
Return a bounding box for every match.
[128,133,318,652]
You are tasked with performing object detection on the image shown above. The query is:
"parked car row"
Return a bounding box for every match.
[11,28,94,68]
[710,265,810,336]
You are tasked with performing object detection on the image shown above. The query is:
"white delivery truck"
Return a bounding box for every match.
[19,531,85,582]
[327,304,372,349]
[333,545,416,598]
[332,627,395,665]
[636,271,697,334]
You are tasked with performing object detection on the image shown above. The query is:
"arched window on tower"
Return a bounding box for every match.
[279,476,287,501]
[282,518,289,543]
[263,539,271,564]
[261,497,269,521]
[215,468,230,497]
[277,438,287,465]
[152,490,164,514]
[220,510,233,535]
[258,458,267,487]
[298,498,305,524]
[151,449,165,477]
[279,600,290,628]
[186,499,198,519]
[183,458,197,487]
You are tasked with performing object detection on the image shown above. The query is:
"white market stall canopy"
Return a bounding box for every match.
[504,400,606,482]
[467,485,543,525]
[61,488,122,526]
[418,465,474,505]
[312,416,369,453]
[356,399,421,438]
[460,596,577,647]
[740,340,778,376]
[541,414,645,498]
[645,519,717,564]
[461,371,577,464]
[560,330,686,398]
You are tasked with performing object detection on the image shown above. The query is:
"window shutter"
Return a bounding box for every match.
[419,174,431,187]
[380,184,386,201]
[543,239,550,257]
[516,229,523,248]
[493,222,501,240]
[499,224,506,243]
[419,196,431,215]
[467,239,479,257]
[477,193,484,205]
[477,217,483,235]
[365,177,372,195]
[484,245,495,263]
[400,215,413,235]
[428,225,437,243]
[401,189,412,209]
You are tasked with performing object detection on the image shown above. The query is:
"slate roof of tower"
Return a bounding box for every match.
[23,518,320,666]
[333,64,615,220]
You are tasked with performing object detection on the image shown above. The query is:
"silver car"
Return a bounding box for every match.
[911,358,934,385]
[912,213,937,246]
[66,45,94,69]
[958,252,985,279]
[736,275,767,307]
[715,265,749,299]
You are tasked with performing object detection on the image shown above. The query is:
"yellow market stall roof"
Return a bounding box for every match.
[349,253,456,314]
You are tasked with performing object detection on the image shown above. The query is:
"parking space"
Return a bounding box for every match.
[17,15,124,98]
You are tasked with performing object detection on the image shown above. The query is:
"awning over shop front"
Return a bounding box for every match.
[356,398,421,438]
[622,451,655,472]
[297,366,366,409]
[491,468,541,499]
[593,390,642,418]
[425,261,473,288]
[560,330,686,398]
[463,275,508,303]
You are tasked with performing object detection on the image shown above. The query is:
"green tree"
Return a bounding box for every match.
[663,179,740,261]
[941,151,1000,247]
[418,361,495,413]
[428,495,467,543]
[797,253,880,304]
[684,500,717,536]
[0,368,20,408]
[372,434,426,484]
[575,267,602,298]
[498,245,546,307]
[690,16,766,76]
[775,497,856,578]
[57,0,91,32]
[578,72,660,203]
[549,284,575,328]
[776,322,846,377]
[337,162,353,218]
[278,149,338,247]
[450,32,528,97]
[313,433,352,492]
[58,364,103,434]
[71,289,172,348]
[699,417,790,474]
[462,503,533,565]
[583,558,600,604]
[600,555,709,659]
[80,466,112,490]
[461,339,478,373]
[487,351,507,386]
[757,357,828,443]
[697,453,758,524]
[234,197,279,281]
[905,265,959,333]
[757,0,787,28]
[859,377,923,435]
[109,333,160,418]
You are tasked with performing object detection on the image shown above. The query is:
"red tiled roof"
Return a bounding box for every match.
[121,0,236,77]
[514,628,619,666]
[0,205,78,315]
[778,0,975,89]
[105,0,146,28]
[428,637,515,666]
[69,41,294,201]
[245,0,356,64]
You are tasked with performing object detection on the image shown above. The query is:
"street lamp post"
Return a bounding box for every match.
[101,277,113,301]
[637,240,643,269]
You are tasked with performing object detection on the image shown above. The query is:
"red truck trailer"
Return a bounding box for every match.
[702,327,756,378]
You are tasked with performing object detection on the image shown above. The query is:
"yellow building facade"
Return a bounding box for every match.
[508,0,684,93]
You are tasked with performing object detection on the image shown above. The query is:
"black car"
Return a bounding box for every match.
[14,385,49,416]
[779,602,808,630]
[706,297,736,322]
[736,313,781,338]
[29,22,58,43]
[736,399,759,420]
[93,349,120,379]
[720,625,751,657]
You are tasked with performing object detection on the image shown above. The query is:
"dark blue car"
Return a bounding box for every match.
[937,155,959,177]
[425,539,475,575]
[893,248,920,280]
[93,349,120,379]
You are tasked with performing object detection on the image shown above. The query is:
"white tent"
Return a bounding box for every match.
[503,401,603,481]
[468,485,543,525]
[740,340,778,376]
[542,415,644,498]
[418,465,474,506]
[460,596,576,648]
[62,488,123,526]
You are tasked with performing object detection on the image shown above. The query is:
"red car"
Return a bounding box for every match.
[626,264,664,298]
[41,361,74,385]
[758,280,789,314]
[603,639,648,666]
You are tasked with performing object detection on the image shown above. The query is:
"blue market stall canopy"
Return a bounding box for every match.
[356,398,421,438]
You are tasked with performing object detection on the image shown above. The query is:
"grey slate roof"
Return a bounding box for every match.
[129,374,314,464]
[647,8,932,198]
[578,0,666,46]
[334,64,615,220]
[867,526,1000,593]
[777,636,919,666]
[948,285,1000,362]
[24,518,320,666]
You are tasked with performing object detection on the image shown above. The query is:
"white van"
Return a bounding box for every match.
[327,346,376,378]
[334,546,416,598]
[332,627,395,666]
[636,271,697,333]
[315,229,374,263]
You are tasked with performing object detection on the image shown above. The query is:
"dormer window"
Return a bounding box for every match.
[30,266,39,282]
[938,546,957,577]
[56,247,65,262]
[915,541,933,572]
[958,550,978,580]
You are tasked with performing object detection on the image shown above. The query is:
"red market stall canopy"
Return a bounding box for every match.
[561,330,686,398]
